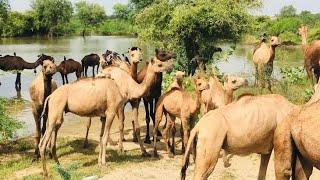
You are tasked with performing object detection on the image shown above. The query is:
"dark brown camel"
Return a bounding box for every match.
[57,56,82,85]
[81,53,100,77]
[0,54,54,90]
[137,49,177,144]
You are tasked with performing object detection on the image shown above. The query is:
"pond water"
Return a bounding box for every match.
[0,36,305,137]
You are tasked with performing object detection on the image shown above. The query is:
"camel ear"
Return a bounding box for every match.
[150,58,155,64]
[224,75,228,82]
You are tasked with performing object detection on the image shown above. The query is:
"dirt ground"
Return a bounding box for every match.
[56,105,320,180]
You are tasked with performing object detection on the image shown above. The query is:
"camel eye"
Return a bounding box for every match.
[232,80,236,84]
[271,39,274,42]
[158,64,163,67]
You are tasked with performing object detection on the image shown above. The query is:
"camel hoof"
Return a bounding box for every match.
[133,137,138,143]
[122,137,126,142]
[224,162,231,168]
[157,130,162,137]
[153,152,159,158]
[168,154,174,158]
[83,143,89,149]
[142,152,151,157]
[144,138,151,144]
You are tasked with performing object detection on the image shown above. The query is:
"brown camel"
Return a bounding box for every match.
[253,36,280,92]
[57,56,82,85]
[274,81,320,179]
[29,60,57,160]
[100,50,175,156]
[81,53,100,77]
[298,25,320,88]
[138,49,177,144]
[180,94,297,180]
[153,77,209,158]
[0,54,54,90]
[83,47,143,148]
[201,74,248,113]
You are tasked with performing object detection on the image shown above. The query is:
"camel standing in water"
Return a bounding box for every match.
[181,94,297,180]
[39,58,172,176]
[29,60,57,160]
[253,36,280,92]
[274,80,320,179]
[81,53,100,77]
[298,25,320,88]
[0,54,54,90]
[57,56,82,85]
[153,78,209,158]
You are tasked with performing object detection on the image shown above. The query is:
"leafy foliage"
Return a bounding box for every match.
[280,66,305,84]
[0,0,10,34]
[74,1,106,36]
[136,0,261,75]
[31,0,73,36]
[278,5,297,18]
[99,19,136,36]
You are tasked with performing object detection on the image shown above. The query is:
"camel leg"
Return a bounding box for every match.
[257,153,271,180]
[294,154,313,180]
[65,75,69,84]
[83,118,91,148]
[254,64,258,86]
[153,108,163,157]
[99,110,116,165]
[169,115,176,156]
[117,106,125,153]
[152,97,162,137]
[96,64,99,74]
[133,104,150,157]
[92,66,95,77]
[162,116,174,158]
[181,117,189,153]
[143,98,151,144]
[130,100,139,142]
[193,130,226,180]
[49,119,63,164]
[60,73,65,85]
[32,107,42,160]
[222,150,232,168]
[98,117,115,146]
[15,72,21,90]
[85,66,88,77]
[306,66,314,88]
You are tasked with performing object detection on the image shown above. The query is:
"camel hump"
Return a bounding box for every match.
[236,93,255,101]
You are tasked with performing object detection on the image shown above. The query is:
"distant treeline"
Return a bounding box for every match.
[247,5,320,45]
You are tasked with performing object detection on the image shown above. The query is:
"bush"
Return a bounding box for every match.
[98,19,136,36]
[280,66,305,84]
[279,31,300,45]
[0,98,24,142]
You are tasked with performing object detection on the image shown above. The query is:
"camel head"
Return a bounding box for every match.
[42,60,57,76]
[99,57,108,69]
[155,49,177,61]
[148,57,173,73]
[128,47,143,64]
[260,32,267,43]
[298,25,308,36]
[194,78,209,91]
[223,75,248,91]
[270,36,280,47]
[174,71,185,82]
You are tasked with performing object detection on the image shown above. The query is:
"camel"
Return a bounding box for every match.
[0,54,54,90]
[166,71,185,92]
[253,32,267,55]
[39,57,173,176]
[274,80,320,179]
[253,36,280,92]
[180,94,297,180]
[138,49,177,144]
[29,60,58,160]
[201,74,248,113]
[57,56,82,85]
[81,53,100,77]
[153,77,209,158]
[298,25,320,88]
[83,47,143,148]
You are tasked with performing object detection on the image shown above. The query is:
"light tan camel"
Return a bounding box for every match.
[201,75,248,113]
[39,58,172,176]
[83,47,142,148]
[166,71,185,92]
[274,80,320,179]
[29,60,57,160]
[298,25,320,88]
[153,78,209,158]
[180,94,297,180]
[253,36,280,92]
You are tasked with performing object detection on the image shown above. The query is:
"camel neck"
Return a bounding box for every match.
[191,88,202,115]
[24,58,42,69]
[130,62,138,81]
[224,87,234,105]
[300,33,309,53]
[43,74,53,105]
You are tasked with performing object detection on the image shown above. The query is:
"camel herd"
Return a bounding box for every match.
[0,24,320,179]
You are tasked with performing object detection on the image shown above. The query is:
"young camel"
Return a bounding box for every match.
[81,53,100,77]
[83,47,143,148]
[274,80,320,179]
[253,36,280,92]
[201,74,248,113]
[153,78,209,158]
[298,25,320,88]
[29,60,57,160]
[181,94,297,180]
[57,56,82,85]
[166,71,185,91]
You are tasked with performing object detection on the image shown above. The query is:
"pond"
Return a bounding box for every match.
[0,36,305,137]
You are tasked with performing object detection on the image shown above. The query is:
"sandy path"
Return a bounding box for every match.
[58,105,320,180]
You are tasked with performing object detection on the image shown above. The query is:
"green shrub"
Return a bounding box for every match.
[279,31,300,45]
[98,19,136,36]
[280,66,305,83]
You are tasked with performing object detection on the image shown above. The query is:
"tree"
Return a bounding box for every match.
[113,3,133,20]
[0,0,10,35]
[136,0,261,75]
[279,5,297,18]
[74,1,106,37]
[130,0,155,12]
[31,0,73,37]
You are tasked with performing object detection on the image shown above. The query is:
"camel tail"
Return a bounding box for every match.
[39,95,51,120]
[181,124,199,180]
